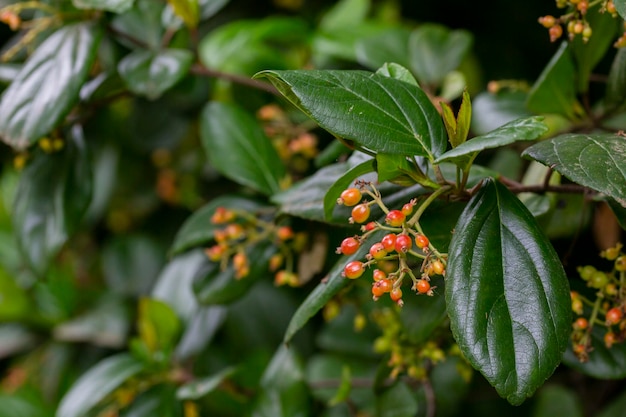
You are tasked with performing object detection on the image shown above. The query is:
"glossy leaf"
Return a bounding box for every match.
[375,153,416,185]
[522,133,626,208]
[562,325,626,379]
[615,0,626,20]
[252,345,309,417]
[607,197,626,230]
[12,130,92,275]
[284,229,386,343]
[170,196,266,255]
[526,42,580,120]
[72,0,134,12]
[375,62,418,86]
[0,23,101,150]
[194,241,275,305]
[118,49,193,100]
[435,116,547,169]
[177,367,235,400]
[446,178,570,405]
[322,158,375,220]
[408,24,472,87]
[201,101,286,196]
[606,47,626,110]
[472,90,532,135]
[256,70,447,158]
[56,354,145,417]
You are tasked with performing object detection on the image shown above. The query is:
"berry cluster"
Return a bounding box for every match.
[336,182,447,307]
[206,206,303,285]
[538,0,622,45]
[570,243,626,362]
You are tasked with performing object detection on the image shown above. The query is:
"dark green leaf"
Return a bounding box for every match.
[72,0,134,13]
[316,305,379,357]
[375,62,418,86]
[522,133,626,208]
[615,0,626,20]
[562,325,626,379]
[446,178,570,405]
[120,384,183,417]
[194,241,275,305]
[12,129,92,275]
[531,385,583,417]
[0,23,101,150]
[598,390,626,417]
[177,367,236,400]
[376,382,419,417]
[118,49,193,100]
[472,91,532,135]
[399,278,447,344]
[606,47,626,110]
[256,70,447,158]
[375,153,416,185]
[252,345,309,417]
[56,354,145,417]
[408,24,472,87]
[607,197,626,230]
[355,28,411,70]
[170,196,266,255]
[175,306,227,360]
[526,42,581,120]
[111,0,164,50]
[284,229,386,343]
[435,116,547,169]
[571,7,620,93]
[201,101,286,196]
[323,159,375,221]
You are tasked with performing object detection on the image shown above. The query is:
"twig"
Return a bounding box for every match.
[190,63,279,95]
[422,377,436,417]
[498,175,589,195]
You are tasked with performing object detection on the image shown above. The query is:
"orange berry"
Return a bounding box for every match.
[414,234,429,250]
[431,260,445,276]
[338,188,362,206]
[604,331,617,348]
[373,269,387,281]
[350,204,370,224]
[343,261,365,279]
[606,307,623,326]
[549,24,563,42]
[368,242,387,260]
[415,279,430,294]
[390,287,403,302]
[573,317,588,330]
[385,210,405,227]
[338,237,360,255]
[276,226,294,241]
[538,15,557,28]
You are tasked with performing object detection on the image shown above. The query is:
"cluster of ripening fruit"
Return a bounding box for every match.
[570,243,626,362]
[538,0,625,45]
[336,182,447,307]
[206,207,301,286]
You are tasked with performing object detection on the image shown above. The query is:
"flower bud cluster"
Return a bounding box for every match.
[570,243,626,362]
[336,182,448,307]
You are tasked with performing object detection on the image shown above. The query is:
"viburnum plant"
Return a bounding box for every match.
[0,0,626,416]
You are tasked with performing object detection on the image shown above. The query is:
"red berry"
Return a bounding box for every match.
[369,242,387,260]
[276,226,294,240]
[414,234,429,249]
[605,331,617,348]
[372,281,387,298]
[381,234,397,252]
[343,261,365,279]
[549,24,563,42]
[606,307,623,326]
[395,234,412,253]
[401,202,414,216]
[338,237,360,255]
[573,317,588,330]
[390,287,403,302]
[373,269,387,281]
[363,221,377,231]
[385,210,405,227]
[350,204,370,224]
[339,188,362,206]
[415,279,430,294]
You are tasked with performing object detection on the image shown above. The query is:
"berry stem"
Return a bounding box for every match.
[407,186,452,228]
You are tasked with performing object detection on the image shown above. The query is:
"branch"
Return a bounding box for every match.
[190,63,279,95]
[498,175,590,195]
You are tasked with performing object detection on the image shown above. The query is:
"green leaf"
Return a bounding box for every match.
[56,354,145,417]
[118,49,193,100]
[355,28,411,70]
[571,7,620,93]
[72,0,134,13]
[138,297,181,355]
[284,229,387,343]
[0,325,37,359]
[252,345,309,417]
[606,47,626,110]
[375,62,418,86]
[0,393,50,417]
[522,133,626,208]
[12,130,92,275]
[200,101,286,196]
[166,0,199,28]
[408,24,473,87]
[376,382,419,417]
[0,23,101,150]
[111,0,164,50]
[445,178,571,405]
[607,197,626,230]
[194,241,275,305]
[472,90,532,135]
[527,42,581,120]
[532,385,583,417]
[454,89,472,148]
[0,265,30,320]
[256,70,447,158]
[399,279,447,344]
[323,159,376,221]
[562,325,626,379]
[598,390,626,417]
[177,367,236,400]
[615,0,626,20]
[319,0,369,31]
[170,196,266,255]
[435,116,548,169]
[120,384,183,417]
[375,153,416,185]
